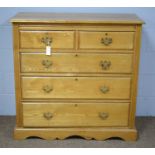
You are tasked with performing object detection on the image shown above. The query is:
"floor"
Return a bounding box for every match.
[0,116,155,148]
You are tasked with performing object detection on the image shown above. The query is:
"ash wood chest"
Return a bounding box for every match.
[11,13,144,140]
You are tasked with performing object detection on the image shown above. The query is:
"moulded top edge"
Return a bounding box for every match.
[10,12,145,24]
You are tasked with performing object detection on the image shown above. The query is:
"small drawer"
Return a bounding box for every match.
[79,31,135,50]
[23,102,129,127]
[21,53,133,74]
[20,30,75,49]
[22,77,131,99]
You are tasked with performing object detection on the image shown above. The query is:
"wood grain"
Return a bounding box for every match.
[14,127,137,141]
[11,13,143,141]
[11,13,144,24]
[21,53,133,74]
[79,31,135,50]
[19,25,136,31]
[23,102,129,127]
[13,24,23,127]
[20,30,75,49]
[22,77,131,99]
[129,25,142,128]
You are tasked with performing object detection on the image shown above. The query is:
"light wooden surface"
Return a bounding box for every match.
[79,31,134,50]
[20,30,75,49]
[19,25,136,31]
[22,77,131,99]
[11,13,144,24]
[11,13,143,141]
[23,102,129,127]
[14,127,137,141]
[21,53,133,73]
[129,25,142,128]
[13,24,23,127]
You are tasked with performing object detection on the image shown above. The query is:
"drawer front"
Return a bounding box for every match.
[20,31,75,49]
[79,31,134,50]
[23,103,129,127]
[22,77,131,99]
[21,53,133,74]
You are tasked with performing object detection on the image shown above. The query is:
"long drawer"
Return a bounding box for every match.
[22,77,131,99]
[20,30,75,49]
[79,31,135,50]
[23,102,129,127]
[21,53,133,74]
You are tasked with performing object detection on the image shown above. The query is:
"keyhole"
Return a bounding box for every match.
[74,104,78,107]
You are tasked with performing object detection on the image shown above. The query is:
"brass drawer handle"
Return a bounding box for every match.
[100,86,109,94]
[42,60,53,68]
[43,112,53,120]
[99,112,109,120]
[101,37,112,46]
[42,85,53,93]
[41,36,52,46]
[100,60,111,70]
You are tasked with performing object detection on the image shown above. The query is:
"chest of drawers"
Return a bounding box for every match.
[11,13,144,140]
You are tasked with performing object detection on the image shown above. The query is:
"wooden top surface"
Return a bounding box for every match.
[11,13,144,24]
